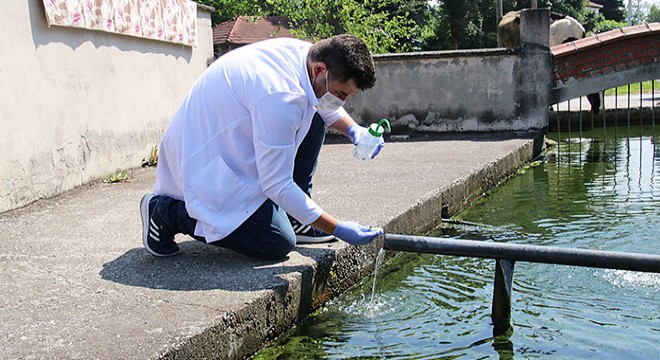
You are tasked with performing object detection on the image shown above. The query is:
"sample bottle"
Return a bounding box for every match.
[353,118,391,161]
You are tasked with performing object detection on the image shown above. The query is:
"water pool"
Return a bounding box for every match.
[255,125,659,359]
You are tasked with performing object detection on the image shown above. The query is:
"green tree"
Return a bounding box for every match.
[648,4,660,23]
[502,0,585,17]
[266,0,426,54]
[419,4,451,50]
[473,1,500,48]
[432,0,499,50]
[198,0,429,54]
[581,9,605,34]
[597,0,625,21]
[591,19,626,33]
[197,0,613,53]
[196,0,272,24]
[345,0,424,53]
[441,0,472,49]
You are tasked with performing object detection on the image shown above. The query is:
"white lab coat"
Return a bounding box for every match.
[153,38,348,242]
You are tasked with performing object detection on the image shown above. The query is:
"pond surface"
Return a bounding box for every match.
[255,125,659,359]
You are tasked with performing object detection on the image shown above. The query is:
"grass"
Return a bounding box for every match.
[103,170,129,183]
[141,145,159,167]
[604,80,660,96]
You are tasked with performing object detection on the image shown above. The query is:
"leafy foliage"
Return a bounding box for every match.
[198,0,428,54]
[591,19,626,34]
[266,0,428,54]
[648,4,660,23]
[196,0,271,24]
[196,0,639,52]
[597,0,625,22]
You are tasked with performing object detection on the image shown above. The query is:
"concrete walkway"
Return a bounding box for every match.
[0,133,543,359]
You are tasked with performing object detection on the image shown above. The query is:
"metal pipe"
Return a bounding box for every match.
[492,259,515,336]
[496,0,503,47]
[383,234,660,273]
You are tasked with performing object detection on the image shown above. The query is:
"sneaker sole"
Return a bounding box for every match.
[296,234,336,244]
[140,193,180,257]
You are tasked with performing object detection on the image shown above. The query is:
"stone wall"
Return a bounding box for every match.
[345,9,551,134]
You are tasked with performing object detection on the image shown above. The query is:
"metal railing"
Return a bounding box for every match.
[550,80,657,139]
[383,232,660,336]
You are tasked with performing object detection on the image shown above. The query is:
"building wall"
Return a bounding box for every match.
[0,1,213,213]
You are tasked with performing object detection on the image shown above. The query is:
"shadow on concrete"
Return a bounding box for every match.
[100,240,338,292]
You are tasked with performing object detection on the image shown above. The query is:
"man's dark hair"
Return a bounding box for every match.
[309,34,376,90]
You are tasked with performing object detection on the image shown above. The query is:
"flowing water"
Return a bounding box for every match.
[370,248,387,304]
[254,125,659,359]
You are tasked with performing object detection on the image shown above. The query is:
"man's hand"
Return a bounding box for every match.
[347,124,385,159]
[347,124,367,146]
[333,220,383,245]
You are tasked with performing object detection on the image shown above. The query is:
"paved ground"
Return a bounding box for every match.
[0,133,543,360]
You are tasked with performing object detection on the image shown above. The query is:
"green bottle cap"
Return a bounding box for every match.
[368,118,391,137]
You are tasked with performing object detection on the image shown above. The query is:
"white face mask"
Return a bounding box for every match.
[317,71,345,112]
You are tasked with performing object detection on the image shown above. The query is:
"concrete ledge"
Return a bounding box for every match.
[373,48,512,61]
[0,133,543,359]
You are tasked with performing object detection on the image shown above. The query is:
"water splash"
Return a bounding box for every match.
[338,293,398,318]
[333,248,393,318]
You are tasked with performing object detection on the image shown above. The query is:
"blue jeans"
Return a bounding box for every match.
[160,113,326,260]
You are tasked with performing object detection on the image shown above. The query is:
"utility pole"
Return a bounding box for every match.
[496,0,503,46]
[627,0,632,26]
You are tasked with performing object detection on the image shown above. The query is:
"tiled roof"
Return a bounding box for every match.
[587,1,603,9]
[213,16,295,45]
[551,22,660,57]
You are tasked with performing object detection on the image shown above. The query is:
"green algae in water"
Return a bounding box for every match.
[255,125,659,359]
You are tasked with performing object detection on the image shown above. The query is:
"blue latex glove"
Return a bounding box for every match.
[371,137,385,158]
[333,220,384,245]
[347,124,366,145]
[347,124,385,159]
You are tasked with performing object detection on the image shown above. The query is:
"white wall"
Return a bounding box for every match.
[0,1,213,213]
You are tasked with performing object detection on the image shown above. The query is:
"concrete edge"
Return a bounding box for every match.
[159,133,546,360]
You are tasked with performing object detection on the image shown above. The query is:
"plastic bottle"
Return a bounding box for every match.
[353,118,391,161]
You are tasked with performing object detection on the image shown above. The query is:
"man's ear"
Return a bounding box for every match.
[312,62,327,77]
